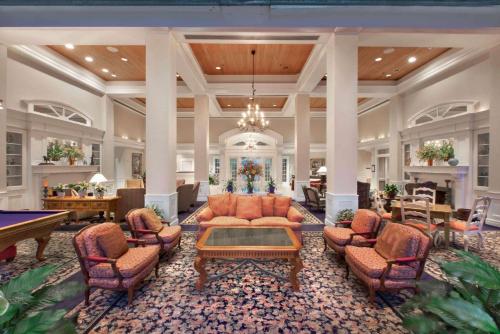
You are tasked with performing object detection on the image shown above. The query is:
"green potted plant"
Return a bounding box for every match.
[46,141,65,164]
[417,143,439,166]
[53,183,66,197]
[267,177,276,194]
[336,209,354,222]
[0,265,84,333]
[63,144,84,166]
[224,179,235,193]
[71,181,89,198]
[209,174,219,186]
[94,184,106,199]
[402,250,500,334]
[384,183,399,199]
[439,140,459,166]
[145,204,165,219]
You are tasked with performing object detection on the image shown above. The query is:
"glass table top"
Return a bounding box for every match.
[204,227,293,247]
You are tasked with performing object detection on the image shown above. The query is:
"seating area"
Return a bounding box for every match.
[1,6,500,333]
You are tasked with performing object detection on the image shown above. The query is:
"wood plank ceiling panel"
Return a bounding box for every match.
[217,96,287,111]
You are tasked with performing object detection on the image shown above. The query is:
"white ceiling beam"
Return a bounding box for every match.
[358,32,500,48]
[207,82,296,96]
[175,39,207,95]
[295,43,326,93]
[106,82,192,98]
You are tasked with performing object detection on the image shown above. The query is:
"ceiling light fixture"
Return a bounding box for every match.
[65,43,75,50]
[121,57,128,62]
[385,73,392,78]
[383,48,395,54]
[111,74,117,78]
[408,56,417,63]
[106,46,119,53]
[375,57,382,62]
[102,68,109,73]
[84,56,94,62]
[237,50,269,132]
[215,66,222,70]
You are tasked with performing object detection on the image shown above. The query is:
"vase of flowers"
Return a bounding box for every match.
[238,160,263,194]
[416,143,439,166]
[53,183,66,197]
[71,182,89,198]
[94,184,106,199]
[225,179,235,193]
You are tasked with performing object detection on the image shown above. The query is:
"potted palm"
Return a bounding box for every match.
[417,143,439,166]
[47,141,65,164]
[267,177,276,194]
[63,144,84,166]
[53,183,66,197]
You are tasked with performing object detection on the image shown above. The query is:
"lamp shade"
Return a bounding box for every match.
[317,166,327,175]
[89,173,108,184]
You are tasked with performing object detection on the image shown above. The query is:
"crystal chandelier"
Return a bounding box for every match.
[237,50,270,132]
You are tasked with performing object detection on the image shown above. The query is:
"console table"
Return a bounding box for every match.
[42,196,120,223]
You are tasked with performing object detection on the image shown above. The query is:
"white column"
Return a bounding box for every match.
[325,34,359,225]
[145,30,178,225]
[487,46,500,227]
[275,146,283,184]
[294,93,310,201]
[0,46,7,209]
[101,96,115,183]
[388,95,403,186]
[194,94,209,201]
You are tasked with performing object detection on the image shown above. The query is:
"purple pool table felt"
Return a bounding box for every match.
[0,210,65,228]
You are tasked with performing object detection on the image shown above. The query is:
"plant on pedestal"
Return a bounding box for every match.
[417,143,439,166]
[335,209,354,222]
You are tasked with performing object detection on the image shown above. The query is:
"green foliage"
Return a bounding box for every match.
[336,209,354,222]
[94,184,106,193]
[0,265,84,334]
[266,177,276,192]
[69,182,89,192]
[224,179,236,193]
[53,183,66,192]
[402,250,500,334]
[384,183,399,197]
[417,143,440,161]
[63,144,84,161]
[438,140,455,161]
[209,174,219,186]
[146,204,165,219]
[46,141,64,162]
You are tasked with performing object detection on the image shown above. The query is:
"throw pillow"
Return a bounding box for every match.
[351,209,378,234]
[274,196,291,217]
[236,196,263,220]
[140,208,164,232]
[208,194,229,216]
[261,196,275,216]
[97,225,128,259]
[375,224,420,260]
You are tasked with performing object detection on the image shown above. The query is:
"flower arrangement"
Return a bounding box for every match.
[416,143,439,166]
[63,144,84,166]
[438,140,455,161]
[53,183,66,197]
[94,184,106,198]
[238,160,263,194]
[70,182,89,197]
[336,209,354,222]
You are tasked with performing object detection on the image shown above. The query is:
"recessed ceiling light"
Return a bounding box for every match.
[111,74,117,78]
[84,56,94,62]
[273,104,277,107]
[385,73,392,78]
[249,97,254,100]
[215,66,222,70]
[383,48,395,54]
[121,57,128,62]
[102,68,109,73]
[408,56,417,63]
[121,135,128,140]
[227,104,231,107]
[106,46,119,53]
[64,43,74,50]
[374,57,382,62]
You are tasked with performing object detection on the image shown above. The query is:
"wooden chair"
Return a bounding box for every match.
[373,191,393,222]
[412,187,436,204]
[126,179,144,188]
[449,196,491,251]
[400,195,441,246]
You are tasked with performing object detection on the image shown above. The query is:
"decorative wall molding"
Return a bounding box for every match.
[407,100,479,128]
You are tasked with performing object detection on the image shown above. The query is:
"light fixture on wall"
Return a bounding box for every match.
[0,100,4,110]
[237,49,270,132]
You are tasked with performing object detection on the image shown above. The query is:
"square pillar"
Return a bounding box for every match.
[487,46,500,227]
[194,94,210,201]
[0,45,7,209]
[294,93,310,201]
[145,31,178,225]
[325,34,359,225]
[101,96,115,183]
[388,95,403,185]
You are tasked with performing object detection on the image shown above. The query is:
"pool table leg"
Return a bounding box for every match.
[35,236,50,261]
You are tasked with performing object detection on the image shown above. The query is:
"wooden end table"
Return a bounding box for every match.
[42,196,120,223]
[194,226,303,291]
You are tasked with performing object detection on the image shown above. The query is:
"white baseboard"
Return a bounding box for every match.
[325,192,359,226]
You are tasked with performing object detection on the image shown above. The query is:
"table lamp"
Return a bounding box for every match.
[89,173,108,184]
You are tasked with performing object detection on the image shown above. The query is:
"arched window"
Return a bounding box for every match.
[27,101,92,127]
[408,101,478,128]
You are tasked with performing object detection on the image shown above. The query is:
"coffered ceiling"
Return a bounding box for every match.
[310,97,369,109]
[190,44,315,75]
[217,96,288,111]
[134,97,194,110]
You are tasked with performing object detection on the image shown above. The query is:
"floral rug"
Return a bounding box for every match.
[181,201,324,226]
[1,229,498,333]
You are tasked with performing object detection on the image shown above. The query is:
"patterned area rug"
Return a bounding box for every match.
[2,230,498,333]
[181,201,324,226]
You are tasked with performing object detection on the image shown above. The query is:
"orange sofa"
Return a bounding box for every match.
[196,193,305,241]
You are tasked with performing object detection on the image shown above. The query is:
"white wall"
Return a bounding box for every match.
[114,103,145,142]
[358,104,390,142]
[6,56,104,129]
[358,150,372,183]
[114,147,144,182]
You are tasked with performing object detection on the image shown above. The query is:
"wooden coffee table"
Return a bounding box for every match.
[194,226,303,291]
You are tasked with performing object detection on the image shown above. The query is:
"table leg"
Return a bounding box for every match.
[194,255,208,290]
[35,236,50,261]
[289,256,304,291]
[444,213,450,249]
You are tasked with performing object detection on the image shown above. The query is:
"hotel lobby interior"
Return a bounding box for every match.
[1,2,500,333]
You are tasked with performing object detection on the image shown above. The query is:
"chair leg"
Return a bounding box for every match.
[345,263,349,279]
[369,287,375,304]
[155,261,159,278]
[127,288,135,305]
[84,287,90,306]
[178,235,182,250]
[323,237,327,252]
[464,236,469,252]
[452,231,456,244]
[478,233,484,249]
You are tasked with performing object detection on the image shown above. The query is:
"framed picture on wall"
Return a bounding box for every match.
[310,158,325,176]
[132,153,143,177]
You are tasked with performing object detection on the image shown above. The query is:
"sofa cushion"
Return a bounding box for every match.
[375,223,420,260]
[236,196,263,220]
[250,217,301,231]
[262,196,275,216]
[287,206,304,223]
[196,207,214,222]
[89,245,160,279]
[274,196,291,217]
[140,208,164,232]
[351,209,380,234]
[97,225,129,259]
[199,217,251,228]
[227,193,238,216]
[208,194,229,217]
[449,220,479,231]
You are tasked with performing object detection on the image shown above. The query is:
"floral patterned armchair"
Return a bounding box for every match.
[323,209,381,256]
[73,223,160,306]
[345,222,432,303]
[125,208,182,257]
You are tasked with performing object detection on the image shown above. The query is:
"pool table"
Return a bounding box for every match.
[0,210,70,262]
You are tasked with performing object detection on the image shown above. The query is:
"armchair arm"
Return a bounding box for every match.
[196,207,214,222]
[355,238,377,247]
[161,220,171,226]
[347,232,375,245]
[84,256,123,281]
[386,256,418,265]
[335,220,352,227]
[127,238,146,247]
[381,256,422,288]
[135,228,159,235]
[287,206,304,223]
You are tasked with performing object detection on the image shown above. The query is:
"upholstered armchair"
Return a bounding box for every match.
[177,184,194,213]
[191,181,200,207]
[323,209,381,256]
[115,188,145,222]
[345,223,432,303]
[125,208,182,256]
[73,223,160,306]
[306,187,325,211]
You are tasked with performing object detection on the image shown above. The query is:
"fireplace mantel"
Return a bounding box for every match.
[32,165,98,174]
[404,165,469,178]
